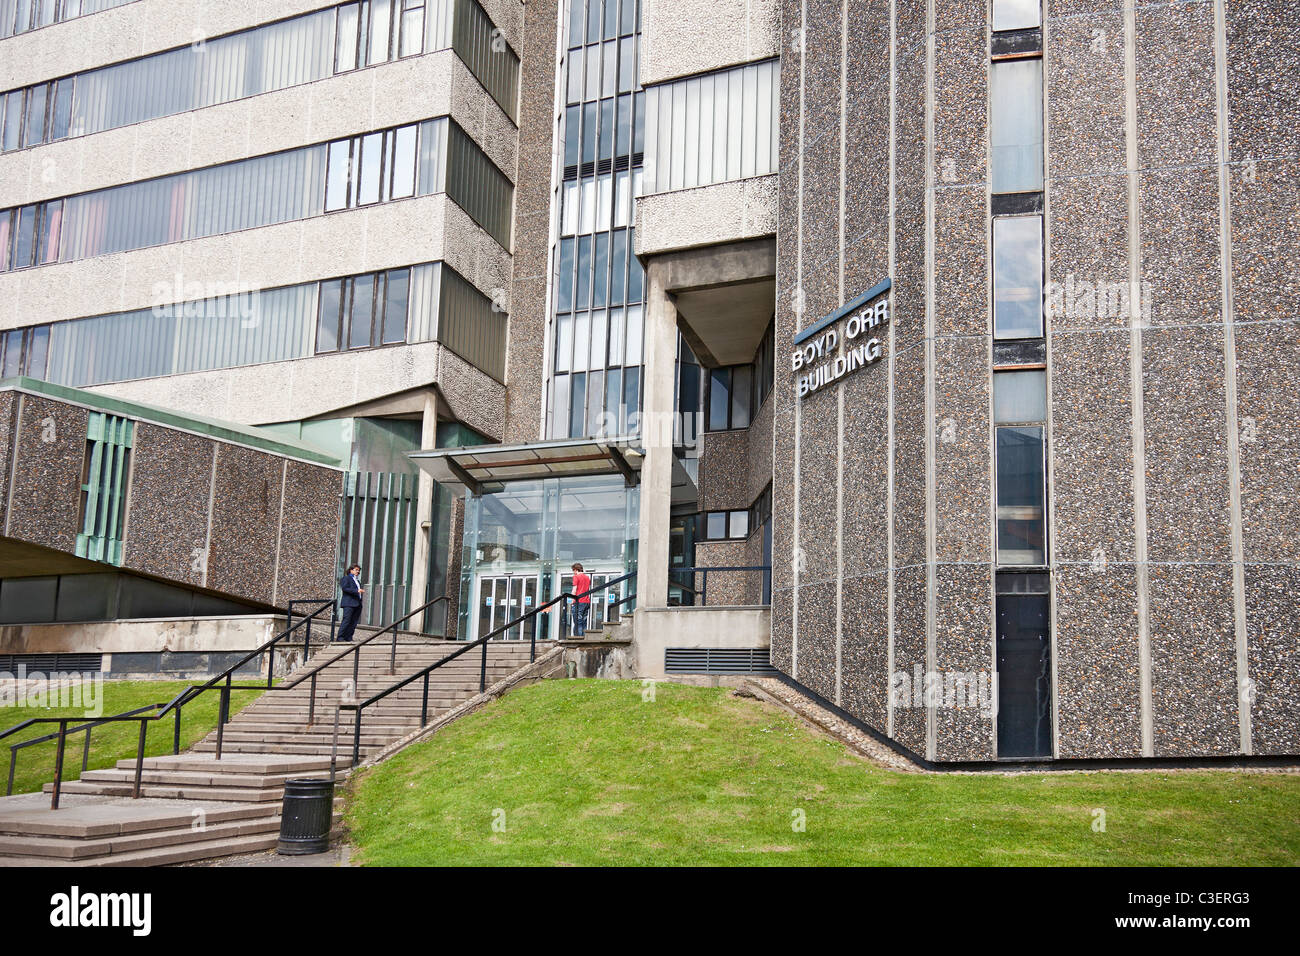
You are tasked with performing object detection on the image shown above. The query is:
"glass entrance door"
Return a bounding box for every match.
[554,569,626,635]
[474,574,540,641]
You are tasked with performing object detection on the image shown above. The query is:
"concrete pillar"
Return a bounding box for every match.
[407,392,440,625]
[636,260,677,609]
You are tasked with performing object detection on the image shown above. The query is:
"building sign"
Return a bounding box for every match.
[791,278,892,399]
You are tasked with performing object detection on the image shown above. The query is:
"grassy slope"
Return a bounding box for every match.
[348,680,1300,866]
[1,681,263,796]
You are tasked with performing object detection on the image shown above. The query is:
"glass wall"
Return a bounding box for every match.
[15,259,505,388]
[642,58,780,194]
[549,0,646,440]
[0,116,514,272]
[0,0,519,152]
[0,0,137,41]
[458,473,639,639]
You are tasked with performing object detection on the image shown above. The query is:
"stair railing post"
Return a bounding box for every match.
[479,638,487,693]
[132,720,147,798]
[352,708,362,767]
[307,672,317,727]
[305,613,313,664]
[7,744,17,796]
[173,706,182,755]
[81,726,92,774]
[390,625,397,676]
[352,646,360,691]
[50,720,67,810]
[530,613,537,663]
[215,685,230,760]
[421,672,429,727]
[330,707,340,784]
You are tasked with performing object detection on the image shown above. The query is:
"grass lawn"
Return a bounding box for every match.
[1,680,263,796]
[348,680,1300,866]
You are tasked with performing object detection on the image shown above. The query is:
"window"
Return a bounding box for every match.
[316,267,413,354]
[994,370,1047,566]
[993,215,1043,339]
[643,59,780,194]
[76,413,134,566]
[324,124,421,212]
[992,0,1040,32]
[701,510,748,541]
[990,58,1043,193]
[1,0,137,40]
[0,202,60,270]
[0,325,50,378]
[705,321,775,431]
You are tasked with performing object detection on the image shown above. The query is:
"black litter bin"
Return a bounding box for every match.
[278,778,335,855]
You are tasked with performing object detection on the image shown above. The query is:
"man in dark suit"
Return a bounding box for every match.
[337,564,364,642]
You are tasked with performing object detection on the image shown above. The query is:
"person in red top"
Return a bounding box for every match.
[571,562,592,637]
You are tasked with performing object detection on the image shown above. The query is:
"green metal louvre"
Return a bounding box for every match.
[76,412,134,566]
[437,265,507,382]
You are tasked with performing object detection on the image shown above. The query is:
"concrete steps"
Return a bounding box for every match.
[0,638,554,865]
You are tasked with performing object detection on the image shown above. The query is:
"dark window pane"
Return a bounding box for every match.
[23,82,46,147]
[25,324,49,377]
[581,101,597,164]
[996,425,1046,565]
[0,576,57,624]
[50,78,73,140]
[586,369,604,435]
[55,573,114,622]
[622,365,639,434]
[708,367,731,431]
[592,232,609,308]
[2,91,22,151]
[350,273,376,348]
[706,512,726,539]
[564,105,580,166]
[557,237,575,312]
[36,199,60,264]
[598,97,614,162]
[731,364,752,429]
[995,592,1052,758]
[13,204,36,269]
[576,235,592,309]
[383,268,409,344]
[570,371,587,438]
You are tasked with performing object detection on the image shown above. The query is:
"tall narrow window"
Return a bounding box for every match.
[994,370,1047,566]
[990,58,1043,193]
[992,0,1040,32]
[993,215,1043,339]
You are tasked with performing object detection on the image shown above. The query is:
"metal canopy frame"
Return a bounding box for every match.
[409,436,645,497]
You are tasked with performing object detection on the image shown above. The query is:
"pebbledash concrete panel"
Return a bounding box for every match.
[0,381,342,613]
[764,0,1299,762]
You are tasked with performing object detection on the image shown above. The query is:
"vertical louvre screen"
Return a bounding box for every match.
[450,0,520,122]
[441,121,513,247]
[437,264,506,381]
[643,58,779,194]
[58,144,327,261]
[338,471,418,628]
[76,412,134,566]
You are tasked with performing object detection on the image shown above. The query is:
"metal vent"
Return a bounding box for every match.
[664,647,776,676]
[0,654,104,674]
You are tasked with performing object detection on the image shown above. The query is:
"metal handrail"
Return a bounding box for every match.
[0,597,338,807]
[334,571,637,767]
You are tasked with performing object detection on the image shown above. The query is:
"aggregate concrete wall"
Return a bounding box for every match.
[769,0,1299,761]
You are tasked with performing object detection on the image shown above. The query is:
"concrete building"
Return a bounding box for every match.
[1,0,1296,763]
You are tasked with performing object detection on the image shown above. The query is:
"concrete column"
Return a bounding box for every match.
[407,392,440,623]
[635,260,677,609]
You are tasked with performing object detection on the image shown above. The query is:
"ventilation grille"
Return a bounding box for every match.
[664,647,775,676]
[0,654,104,674]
